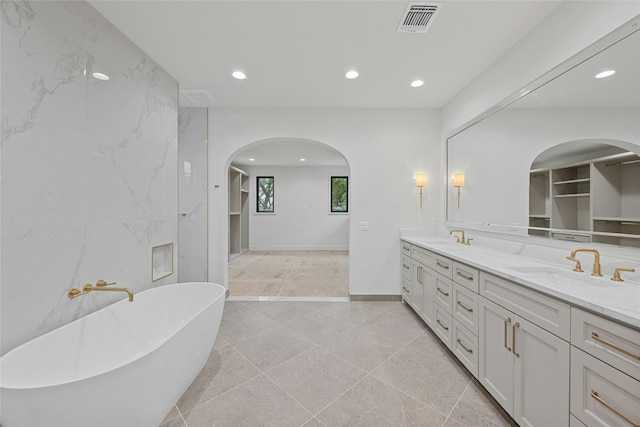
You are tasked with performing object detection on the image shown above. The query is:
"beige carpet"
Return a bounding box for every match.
[228,251,349,297]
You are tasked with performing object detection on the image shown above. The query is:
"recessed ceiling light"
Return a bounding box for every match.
[345,70,359,79]
[410,80,424,88]
[595,70,616,79]
[232,71,247,80]
[248,158,255,162]
[299,158,306,162]
[92,72,110,81]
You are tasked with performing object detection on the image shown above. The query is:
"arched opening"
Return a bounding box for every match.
[225,137,351,298]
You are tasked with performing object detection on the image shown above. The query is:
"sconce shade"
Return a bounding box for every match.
[415,173,427,188]
[453,173,465,187]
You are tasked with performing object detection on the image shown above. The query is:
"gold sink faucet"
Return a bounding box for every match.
[450,229,466,245]
[611,267,635,282]
[68,280,134,302]
[566,249,602,277]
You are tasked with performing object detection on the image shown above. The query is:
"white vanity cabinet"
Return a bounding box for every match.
[409,259,426,320]
[479,295,570,427]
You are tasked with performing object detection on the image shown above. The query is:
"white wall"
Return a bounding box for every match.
[242,165,350,250]
[1,1,178,355]
[209,108,441,295]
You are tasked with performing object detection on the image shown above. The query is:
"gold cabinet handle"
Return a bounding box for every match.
[402,286,410,293]
[403,264,410,270]
[457,338,473,354]
[437,319,449,331]
[591,332,640,360]
[437,287,449,297]
[591,389,640,427]
[436,262,450,270]
[512,322,520,357]
[504,317,512,351]
[456,300,473,312]
[457,272,473,281]
[403,245,410,252]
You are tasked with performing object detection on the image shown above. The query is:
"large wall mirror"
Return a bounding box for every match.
[446,17,640,248]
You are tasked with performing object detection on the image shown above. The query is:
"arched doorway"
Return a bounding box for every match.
[226,138,351,298]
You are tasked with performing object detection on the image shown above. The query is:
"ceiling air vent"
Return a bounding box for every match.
[397,2,441,34]
[180,89,215,104]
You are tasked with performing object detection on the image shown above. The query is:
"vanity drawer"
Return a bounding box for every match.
[434,274,453,314]
[453,261,479,292]
[453,319,478,378]
[570,347,640,427]
[401,241,412,256]
[570,415,587,427]
[434,305,453,350]
[402,277,410,302]
[411,245,435,269]
[401,255,411,281]
[571,307,640,381]
[433,255,453,279]
[479,272,570,340]
[453,282,478,335]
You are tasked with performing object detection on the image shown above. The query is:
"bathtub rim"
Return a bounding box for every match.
[0,282,226,390]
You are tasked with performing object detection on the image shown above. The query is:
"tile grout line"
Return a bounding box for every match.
[442,378,473,426]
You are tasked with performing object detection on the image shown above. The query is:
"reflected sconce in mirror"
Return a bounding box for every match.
[415,173,427,209]
[453,173,465,209]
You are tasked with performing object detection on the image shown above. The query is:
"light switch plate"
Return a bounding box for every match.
[359,221,369,231]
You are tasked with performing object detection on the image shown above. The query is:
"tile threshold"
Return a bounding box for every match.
[227,296,350,302]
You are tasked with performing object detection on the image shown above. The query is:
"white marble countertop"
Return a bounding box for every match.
[401,236,640,329]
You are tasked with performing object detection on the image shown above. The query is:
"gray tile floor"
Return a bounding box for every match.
[161,300,517,427]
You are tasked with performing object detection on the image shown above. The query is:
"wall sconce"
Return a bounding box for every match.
[453,173,465,209]
[415,173,427,209]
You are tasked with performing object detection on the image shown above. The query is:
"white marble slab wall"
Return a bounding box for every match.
[1,1,178,355]
[178,108,208,282]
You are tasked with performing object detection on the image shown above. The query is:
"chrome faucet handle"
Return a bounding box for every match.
[566,256,583,272]
[95,280,116,287]
[611,267,635,282]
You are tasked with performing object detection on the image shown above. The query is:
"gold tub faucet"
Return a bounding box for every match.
[450,229,466,245]
[566,249,602,277]
[68,280,134,302]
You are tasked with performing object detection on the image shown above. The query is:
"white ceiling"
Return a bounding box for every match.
[89,0,563,110]
[231,138,348,167]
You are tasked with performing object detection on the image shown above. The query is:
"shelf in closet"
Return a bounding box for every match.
[553,193,590,198]
[593,217,640,224]
[553,178,590,185]
[229,212,241,216]
[529,215,550,219]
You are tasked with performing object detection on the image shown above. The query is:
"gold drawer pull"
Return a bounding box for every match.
[437,319,449,331]
[403,246,410,252]
[436,262,450,270]
[403,264,410,269]
[457,272,474,281]
[457,338,473,354]
[456,300,473,313]
[437,287,449,297]
[403,286,410,293]
[592,332,640,360]
[504,317,512,351]
[591,389,640,427]
[512,322,520,358]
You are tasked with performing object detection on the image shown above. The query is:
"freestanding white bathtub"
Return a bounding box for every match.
[0,282,225,427]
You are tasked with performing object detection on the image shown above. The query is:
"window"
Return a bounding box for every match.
[331,176,348,213]
[256,176,274,212]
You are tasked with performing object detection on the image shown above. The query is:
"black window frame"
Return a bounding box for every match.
[256,176,275,213]
[330,176,349,213]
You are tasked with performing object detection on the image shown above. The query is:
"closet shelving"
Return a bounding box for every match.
[529,152,640,247]
[229,166,250,260]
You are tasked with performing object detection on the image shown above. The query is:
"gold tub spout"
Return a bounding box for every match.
[450,229,466,245]
[567,249,602,277]
[68,280,134,302]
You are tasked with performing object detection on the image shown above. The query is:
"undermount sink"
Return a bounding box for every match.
[507,266,623,288]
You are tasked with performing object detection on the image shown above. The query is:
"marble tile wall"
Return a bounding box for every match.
[178,108,208,282]
[1,1,178,355]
